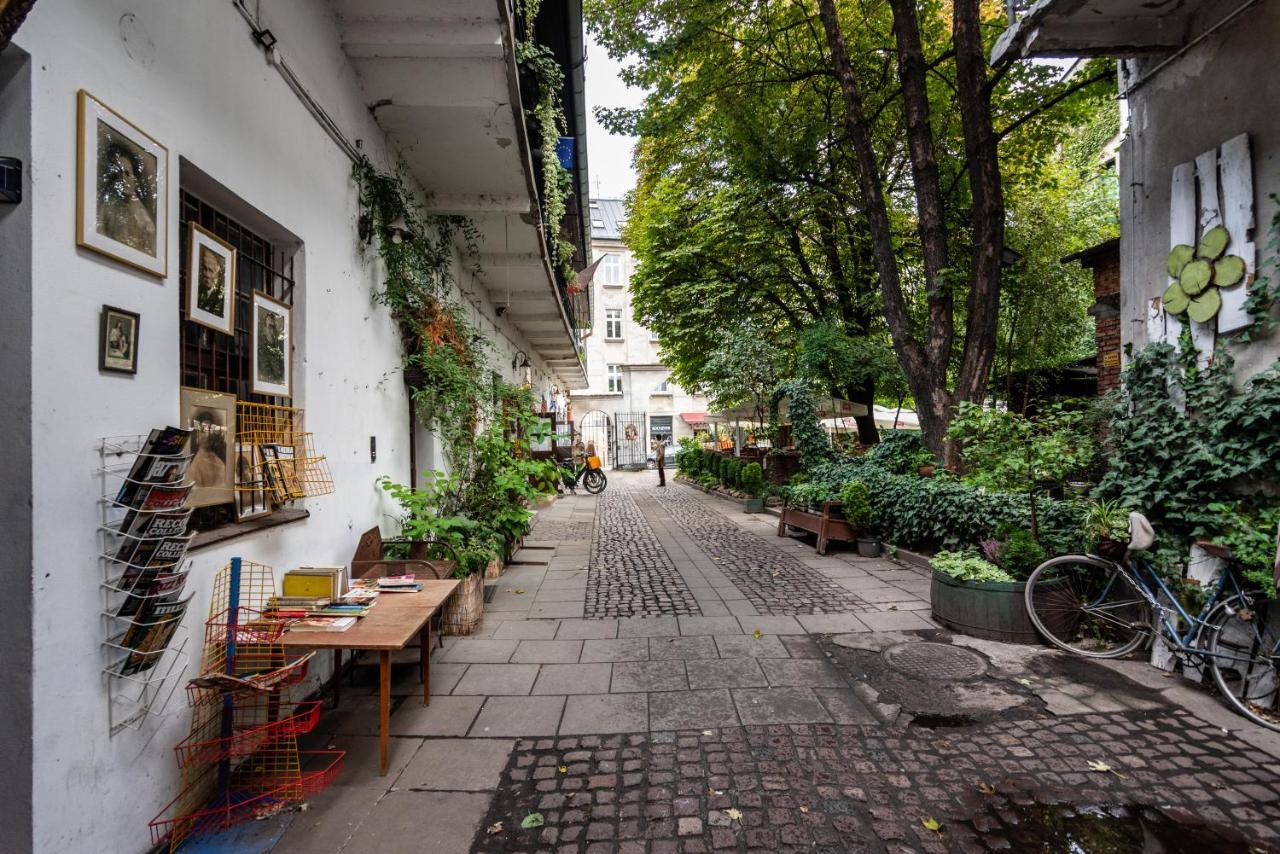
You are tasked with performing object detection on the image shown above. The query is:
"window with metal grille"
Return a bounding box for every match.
[179,189,295,400]
[179,189,298,534]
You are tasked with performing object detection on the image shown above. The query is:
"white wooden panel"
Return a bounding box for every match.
[1163,161,1195,347]
[1218,133,1256,333]
[1188,151,1217,364]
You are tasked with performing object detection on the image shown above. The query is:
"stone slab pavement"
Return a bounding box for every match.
[261,472,1280,854]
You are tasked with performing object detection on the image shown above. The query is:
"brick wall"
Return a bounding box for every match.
[1093,252,1121,395]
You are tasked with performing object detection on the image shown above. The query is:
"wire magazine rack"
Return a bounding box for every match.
[149,558,343,851]
[99,434,196,734]
[236,402,334,500]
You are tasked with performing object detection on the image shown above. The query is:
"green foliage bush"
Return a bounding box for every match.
[725,458,742,489]
[931,550,1015,583]
[787,481,841,511]
[839,480,873,532]
[809,460,1086,555]
[947,400,1100,490]
[741,462,764,498]
[864,430,933,474]
[997,530,1047,580]
[676,437,702,475]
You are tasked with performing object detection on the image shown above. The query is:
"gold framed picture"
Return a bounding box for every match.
[180,387,236,508]
[251,291,292,398]
[76,90,168,277]
[186,222,236,335]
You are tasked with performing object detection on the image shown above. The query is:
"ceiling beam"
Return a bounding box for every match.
[338,17,502,59]
[421,193,532,215]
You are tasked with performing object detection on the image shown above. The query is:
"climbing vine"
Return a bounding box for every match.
[353,158,488,467]
[1238,193,1280,343]
[514,0,576,282]
[770,381,833,470]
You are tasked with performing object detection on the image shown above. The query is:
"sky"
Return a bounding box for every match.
[583,31,643,201]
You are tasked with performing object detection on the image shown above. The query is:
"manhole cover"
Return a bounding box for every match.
[882,642,988,680]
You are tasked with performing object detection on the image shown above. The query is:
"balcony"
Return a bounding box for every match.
[334,0,589,388]
[992,0,1219,64]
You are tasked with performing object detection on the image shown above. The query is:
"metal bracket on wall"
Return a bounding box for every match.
[0,157,20,203]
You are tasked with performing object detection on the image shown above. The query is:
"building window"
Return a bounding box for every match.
[655,376,672,393]
[179,188,298,534]
[605,308,623,340]
[649,328,660,343]
[607,364,623,393]
[601,252,623,286]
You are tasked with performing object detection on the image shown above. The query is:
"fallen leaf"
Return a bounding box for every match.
[702,730,714,736]
[1016,678,1034,688]
[487,822,504,835]
[708,786,722,797]
[725,808,743,822]
[922,817,942,833]
[558,765,568,774]
[888,605,898,611]
[799,805,810,814]
[515,589,525,594]
[1086,760,1112,773]
[977,782,996,795]
[771,570,781,578]
[521,812,545,829]
[752,629,764,640]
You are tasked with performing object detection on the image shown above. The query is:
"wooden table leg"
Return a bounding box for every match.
[379,650,390,776]
[420,623,431,705]
[332,649,342,708]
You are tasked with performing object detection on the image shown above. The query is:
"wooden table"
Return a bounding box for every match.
[282,579,459,774]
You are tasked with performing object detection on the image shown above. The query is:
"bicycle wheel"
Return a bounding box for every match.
[1024,555,1151,658]
[583,470,607,494]
[1203,597,1280,732]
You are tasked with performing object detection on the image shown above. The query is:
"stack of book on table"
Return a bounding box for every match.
[372,574,423,593]
[273,567,374,632]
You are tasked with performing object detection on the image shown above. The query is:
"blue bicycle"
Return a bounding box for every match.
[1024,512,1279,732]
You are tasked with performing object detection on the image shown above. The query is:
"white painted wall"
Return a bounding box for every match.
[13,1,561,850]
[574,237,707,446]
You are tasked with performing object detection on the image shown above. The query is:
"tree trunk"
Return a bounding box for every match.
[842,381,880,446]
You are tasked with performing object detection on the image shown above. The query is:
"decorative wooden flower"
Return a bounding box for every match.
[1164,225,1247,323]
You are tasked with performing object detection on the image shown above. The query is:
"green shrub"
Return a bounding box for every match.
[726,458,742,488]
[741,463,764,498]
[947,400,1100,490]
[839,480,873,532]
[931,550,1014,583]
[808,459,1086,554]
[864,430,933,474]
[997,530,1046,580]
[702,449,718,475]
[788,481,840,511]
[675,437,702,475]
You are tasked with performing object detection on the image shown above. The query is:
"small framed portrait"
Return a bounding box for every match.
[180,387,236,508]
[99,305,140,374]
[234,441,272,521]
[251,291,292,398]
[76,90,168,277]
[186,223,236,335]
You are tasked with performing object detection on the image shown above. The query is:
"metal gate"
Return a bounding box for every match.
[614,411,648,470]
[578,409,613,468]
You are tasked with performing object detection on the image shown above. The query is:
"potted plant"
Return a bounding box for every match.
[915,448,938,477]
[840,479,878,557]
[741,462,765,513]
[1082,499,1130,560]
[929,547,1042,644]
[777,481,855,555]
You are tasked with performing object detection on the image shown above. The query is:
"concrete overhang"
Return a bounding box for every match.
[334,0,586,388]
[992,0,1213,64]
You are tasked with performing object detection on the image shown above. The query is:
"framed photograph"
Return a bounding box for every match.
[186,222,236,335]
[251,291,292,398]
[76,90,168,277]
[234,441,272,521]
[180,387,236,508]
[99,305,140,374]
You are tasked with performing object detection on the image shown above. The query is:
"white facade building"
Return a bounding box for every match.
[0,2,588,851]
[571,199,708,468]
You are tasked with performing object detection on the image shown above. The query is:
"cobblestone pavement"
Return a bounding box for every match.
[587,491,703,618]
[475,713,1280,853]
[647,489,869,616]
[263,472,1280,854]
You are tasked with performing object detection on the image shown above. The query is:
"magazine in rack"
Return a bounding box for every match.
[113,427,193,507]
[118,593,193,675]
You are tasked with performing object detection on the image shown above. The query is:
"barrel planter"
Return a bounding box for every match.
[929,569,1040,645]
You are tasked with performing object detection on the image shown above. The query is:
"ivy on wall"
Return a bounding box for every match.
[1239,193,1280,343]
[770,381,833,470]
[515,0,577,282]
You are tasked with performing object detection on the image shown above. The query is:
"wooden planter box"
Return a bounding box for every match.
[929,569,1039,644]
[777,500,856,555]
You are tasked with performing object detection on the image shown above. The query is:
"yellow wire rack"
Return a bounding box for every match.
[235,402,334,499]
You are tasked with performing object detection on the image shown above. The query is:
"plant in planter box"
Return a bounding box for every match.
[994,529,1046,579]
[741,462,765,512]
[787,482,839,513]
[839,480,879,556]
[1082,499,1131,559]
[931,550,1014,583]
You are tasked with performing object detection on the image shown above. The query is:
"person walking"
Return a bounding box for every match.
[652,438,666,487]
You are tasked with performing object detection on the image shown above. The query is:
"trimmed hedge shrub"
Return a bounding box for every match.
[809,459,1086,555]
[726,458,741,489]
[741,463,764,497]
